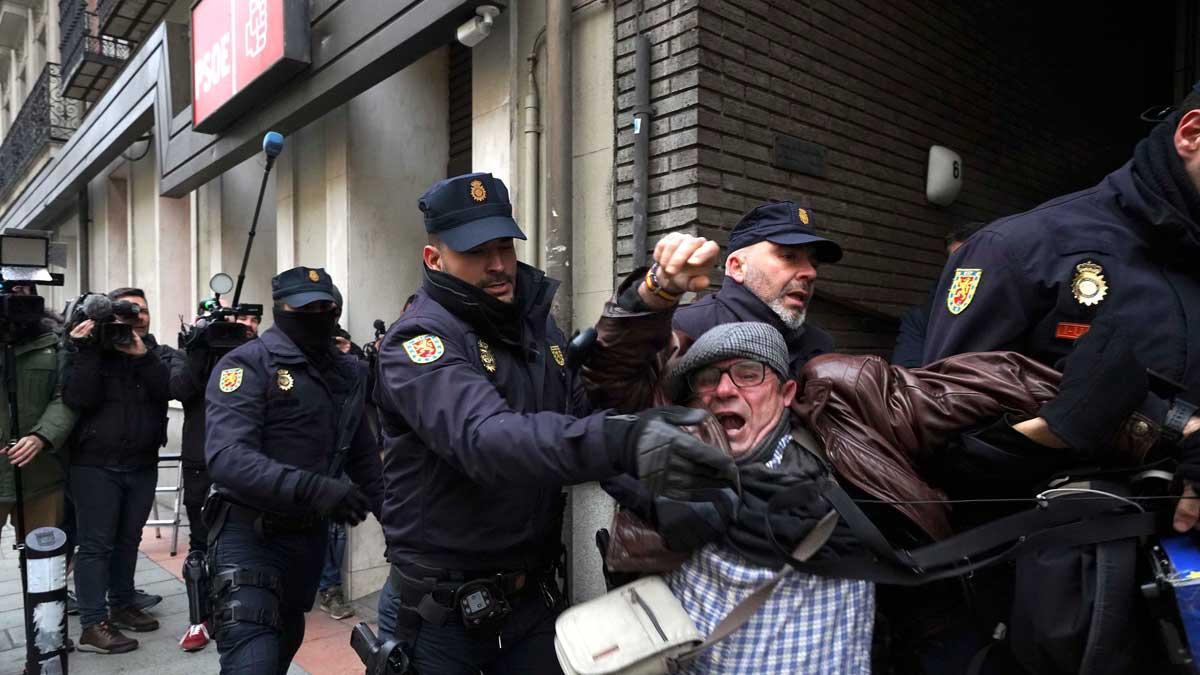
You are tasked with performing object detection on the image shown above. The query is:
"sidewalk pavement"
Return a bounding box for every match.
[1,497,378,675]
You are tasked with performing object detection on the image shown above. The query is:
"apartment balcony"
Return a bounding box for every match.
[60,7,132,102]
[97,0,170,43]
[0,63,81,201]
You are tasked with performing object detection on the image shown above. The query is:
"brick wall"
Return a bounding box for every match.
[614,0,1172,355]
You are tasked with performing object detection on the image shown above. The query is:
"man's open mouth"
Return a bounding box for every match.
[716,413,746,432]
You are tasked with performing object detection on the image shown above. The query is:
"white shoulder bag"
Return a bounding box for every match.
[554,511,838,675]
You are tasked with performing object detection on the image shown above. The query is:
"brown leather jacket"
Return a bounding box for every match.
[584,277,1163,540]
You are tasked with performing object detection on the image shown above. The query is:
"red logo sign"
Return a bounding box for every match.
[191,0,307,132]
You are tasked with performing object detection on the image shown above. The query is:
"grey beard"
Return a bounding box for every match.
[742,260,808,332]
[767,299,806,332]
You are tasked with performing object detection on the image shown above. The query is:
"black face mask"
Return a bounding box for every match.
[273,308,338,350]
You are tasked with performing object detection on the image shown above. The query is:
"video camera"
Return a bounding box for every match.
[62,293,139,351]
[178,272,263,353]
[0,233,65,334]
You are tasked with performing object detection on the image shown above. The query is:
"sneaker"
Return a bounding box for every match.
[318,585,356,620]
[129,589,163,611]
[108,605,160,633]
[66,591,78,616]
[178,623,211,652]
[77,620,138,654]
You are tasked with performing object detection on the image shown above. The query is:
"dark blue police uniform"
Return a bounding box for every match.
[376,173,629,674]
[674,200,842,376]
[922,160,1200,400]
[204,267,383,675]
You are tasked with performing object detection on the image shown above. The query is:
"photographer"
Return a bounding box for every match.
[171,307,259,651]
[63,287,172,654]
[0,281,77,544]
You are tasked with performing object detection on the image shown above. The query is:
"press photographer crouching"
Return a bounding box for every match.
[63,287,173,654]
[0,279,77,555]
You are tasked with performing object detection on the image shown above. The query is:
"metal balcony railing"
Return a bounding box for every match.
[0,64,81,201]
[97,0,170,43]
[60,5,133,102]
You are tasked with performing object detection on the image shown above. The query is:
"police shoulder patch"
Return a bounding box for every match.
[218,367,244,393]
[946,268,982,315]
[403,334,445,364]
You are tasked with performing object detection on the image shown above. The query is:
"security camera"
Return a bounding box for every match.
[457,5,500,48]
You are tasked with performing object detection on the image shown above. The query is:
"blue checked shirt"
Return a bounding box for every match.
[665,434,875,674]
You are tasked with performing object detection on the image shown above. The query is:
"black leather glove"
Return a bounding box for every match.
[613,406,738,499]
[294,471,370,524]
[653,488,738,553]
[1039,314,1147,451]
[327,486,372,526]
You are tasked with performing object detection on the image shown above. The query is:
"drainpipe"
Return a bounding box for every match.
[77,188,89,292]
[546,0,573,330]
[631,33,651,267]
[524,32,545,268]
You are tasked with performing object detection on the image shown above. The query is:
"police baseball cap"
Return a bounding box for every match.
[726,201,843,263]
[272,267,336,308]
[419,172,526,252]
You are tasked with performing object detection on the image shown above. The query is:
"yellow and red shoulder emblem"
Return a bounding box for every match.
[946,268,982,315]
[550,345,565,368]
[218,367,244,393]
[403,334,445,364]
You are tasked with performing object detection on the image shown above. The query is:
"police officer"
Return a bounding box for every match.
[922,95,1200,395]
[375,172,732,673]
[670,200,842,376]
[916,87,1200,674]
[204,266,384,674]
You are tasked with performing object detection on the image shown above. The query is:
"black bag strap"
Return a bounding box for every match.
[765,480,1158,586]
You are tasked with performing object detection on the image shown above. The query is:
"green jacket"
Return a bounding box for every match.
[0,333,78,503]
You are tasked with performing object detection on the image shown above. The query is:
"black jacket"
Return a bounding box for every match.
[376,264,620,570]
[170,346,209,469]
[205,327,384,518]
[64,334,172,467]
[924,161,1200,400]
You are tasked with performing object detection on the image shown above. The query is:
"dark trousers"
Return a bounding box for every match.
[382,573,563,675]
[318,521,346,592]
[182,466,212,554]
[70,464,157,629]
[209,517,326,675]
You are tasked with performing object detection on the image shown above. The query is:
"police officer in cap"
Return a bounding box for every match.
[667,200,842,376]
[376,172,733,673]
[205,266,384,674]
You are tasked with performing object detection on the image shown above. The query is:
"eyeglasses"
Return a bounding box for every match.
[688,360,768,394]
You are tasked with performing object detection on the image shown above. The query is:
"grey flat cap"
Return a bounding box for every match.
[667,321,790,401]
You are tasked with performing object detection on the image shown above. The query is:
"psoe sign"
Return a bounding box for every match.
[191,0,310,133]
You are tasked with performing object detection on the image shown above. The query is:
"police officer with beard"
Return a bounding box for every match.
[375,172,733,673]
[204,266,384,674]
[671,201,842,377]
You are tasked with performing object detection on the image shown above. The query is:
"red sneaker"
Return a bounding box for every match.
[178,623,211,652]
